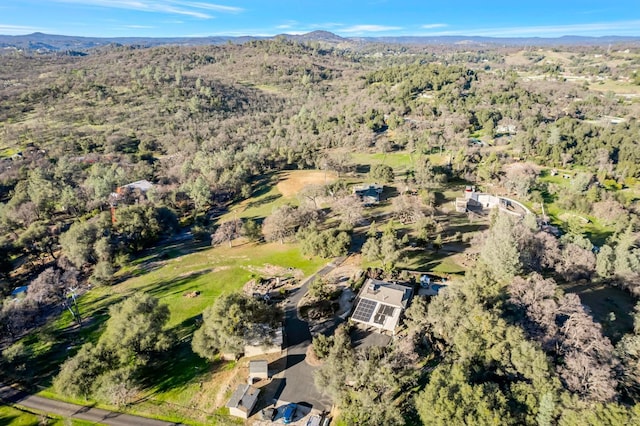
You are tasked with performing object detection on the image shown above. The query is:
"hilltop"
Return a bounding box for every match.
[1,30,639,53]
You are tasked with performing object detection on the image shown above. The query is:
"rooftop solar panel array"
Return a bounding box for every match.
[373,303,396,325]
[352,298,377,323]
[378,304,396,317]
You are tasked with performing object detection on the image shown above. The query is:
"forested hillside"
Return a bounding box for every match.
[1,39,640,424]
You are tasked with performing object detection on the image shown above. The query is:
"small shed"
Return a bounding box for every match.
[226,384,260,419]
[248,360,269,383]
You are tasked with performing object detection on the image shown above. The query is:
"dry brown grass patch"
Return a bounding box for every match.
[276,170,337,197]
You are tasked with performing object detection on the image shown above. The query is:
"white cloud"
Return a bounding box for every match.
[173,1,243,13]
[341,24,402,33]
[52,0,243,19]
[309,23,343,29]
[427,20,640,37]
[0,24,44,34]
[421,23,447,29]
[276,20,298,30]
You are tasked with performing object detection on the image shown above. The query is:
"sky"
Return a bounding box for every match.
[1,0,640,38]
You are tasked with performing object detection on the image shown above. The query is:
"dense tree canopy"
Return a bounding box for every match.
[54,294,171,403]
[1,37,640,425]
[192,293,281,359]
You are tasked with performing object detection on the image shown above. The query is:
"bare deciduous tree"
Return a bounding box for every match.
[392,194,427,224]
[262,205,300,244]
[557,243,596,281]
[503,163,538,199]
[211,219,242,247]
[332,195,364,227]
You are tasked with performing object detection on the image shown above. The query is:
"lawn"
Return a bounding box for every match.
[351,151,414,171]
[11,240,326,425]
[0,405,99,426]
[400,248,466,275]
[536,169,618,245]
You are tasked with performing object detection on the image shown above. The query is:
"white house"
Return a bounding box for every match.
[350,279,413,334]
[117,179,154,194]
[455,186,531,217]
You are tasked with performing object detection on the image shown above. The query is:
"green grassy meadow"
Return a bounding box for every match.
[0,405,100,426]
[220,174,291,221]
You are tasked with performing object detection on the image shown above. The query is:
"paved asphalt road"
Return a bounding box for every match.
[278,258,345,412]
[0,384,179,426]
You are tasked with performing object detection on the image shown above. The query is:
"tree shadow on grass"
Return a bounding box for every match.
[136,269,215,300]
[445,221,488,236]
[585,228,613,248]
[561,281,635,344]
[2,309,113,391]
[113,238,212,286]
[245,193,282,210]
[138,338,213,395]
[0,414,22,425]
[138,315,223,396]
[355,164,371,174]
[402,248,465,274]
[245,173,279,199]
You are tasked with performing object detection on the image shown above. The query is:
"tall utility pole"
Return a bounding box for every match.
[65,287,82,326]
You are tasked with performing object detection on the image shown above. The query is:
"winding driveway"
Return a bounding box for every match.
[278,257,346,412]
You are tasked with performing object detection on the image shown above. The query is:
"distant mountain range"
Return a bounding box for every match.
[1,30,639,53]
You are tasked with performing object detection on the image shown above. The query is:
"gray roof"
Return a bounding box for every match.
[353,183,383,191]
[249,360,268,376]
[226,384,260,413]
[359,279,413,309]
[245,324,283,347]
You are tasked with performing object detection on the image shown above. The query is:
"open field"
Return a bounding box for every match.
[276,170,337,197]
[220,170,337,221]
[586,79,640,95]
[536,168,621,245]
[351,151,414,171]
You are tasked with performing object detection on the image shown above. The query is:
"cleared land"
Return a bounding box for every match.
[221,170,337,221]
[276,170,337,197]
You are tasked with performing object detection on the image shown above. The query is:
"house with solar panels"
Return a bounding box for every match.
[350,279,413,334]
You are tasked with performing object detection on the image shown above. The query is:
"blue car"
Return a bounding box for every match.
[282,404,297,424]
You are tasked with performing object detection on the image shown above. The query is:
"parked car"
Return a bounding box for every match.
[282,404,297,424]
[261,407,276,421]
[306,415,321,426]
